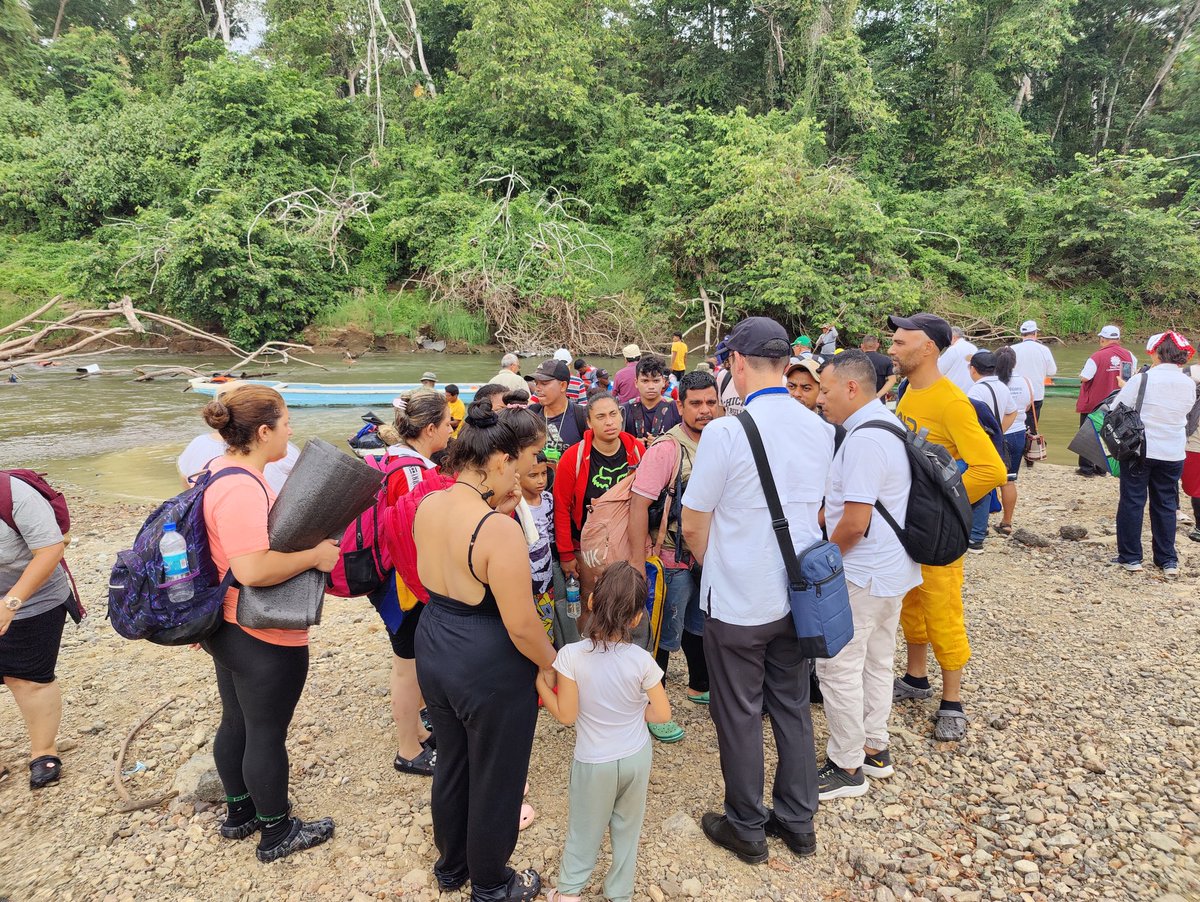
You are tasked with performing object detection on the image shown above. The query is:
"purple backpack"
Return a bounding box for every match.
[107,468,265,645]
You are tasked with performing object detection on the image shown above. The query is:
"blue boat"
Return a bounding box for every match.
[188,378,480,407]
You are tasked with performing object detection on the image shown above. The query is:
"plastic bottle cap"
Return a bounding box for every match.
[163,523,177,532]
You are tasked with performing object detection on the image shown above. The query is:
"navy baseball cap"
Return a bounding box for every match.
[724,317,792,358]
[887,313,952,351]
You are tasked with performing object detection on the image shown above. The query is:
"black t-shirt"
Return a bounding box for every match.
[575,445,632,540]
[621,399,681,441]
[866,350,893,393]
[537,402,586,462]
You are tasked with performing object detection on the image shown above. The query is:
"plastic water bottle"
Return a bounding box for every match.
[160,523,194,603]
[565,574,581,619]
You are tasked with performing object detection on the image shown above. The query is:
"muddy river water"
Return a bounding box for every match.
[0,344,1111,502]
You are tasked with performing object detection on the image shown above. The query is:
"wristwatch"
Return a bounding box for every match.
[3,595,23,612]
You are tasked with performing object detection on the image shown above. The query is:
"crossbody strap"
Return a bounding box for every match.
[736,413,803,589]
[982,381,1001,424]
[1134,369,1149,413]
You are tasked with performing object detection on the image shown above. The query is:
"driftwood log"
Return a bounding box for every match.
[113,696,180,813]
[0,296,328,372]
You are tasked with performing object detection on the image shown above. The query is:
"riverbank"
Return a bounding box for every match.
[1,463,1198,902]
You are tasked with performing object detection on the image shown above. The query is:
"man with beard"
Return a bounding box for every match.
[887,314,1006,742]
[629,371,721,744]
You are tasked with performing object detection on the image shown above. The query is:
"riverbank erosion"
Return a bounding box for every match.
[1,463,1197,902]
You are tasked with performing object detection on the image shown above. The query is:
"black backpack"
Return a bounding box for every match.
[853,420,972,567]
[1101,370,1148,463]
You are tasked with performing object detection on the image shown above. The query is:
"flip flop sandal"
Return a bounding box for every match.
[544,890,582,902]
[29,755,62,789]
[993,523,1013,536]
[518,802,536,831]
[687,691,710,705]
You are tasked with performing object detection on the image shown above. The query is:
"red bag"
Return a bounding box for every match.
[383,476,456,605]
[326,455,436,598]
[0,470,85,623]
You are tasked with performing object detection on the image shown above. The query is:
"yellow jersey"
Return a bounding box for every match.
[670,340,687,372]
[448,397,467,437]
[896,377,1006,504]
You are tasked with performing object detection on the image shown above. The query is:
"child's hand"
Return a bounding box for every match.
[538,667,557,692]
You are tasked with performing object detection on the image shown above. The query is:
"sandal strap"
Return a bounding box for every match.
[30,755,61,769]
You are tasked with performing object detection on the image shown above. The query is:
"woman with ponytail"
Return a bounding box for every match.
[411,400,556,901]
[198,385,342,862]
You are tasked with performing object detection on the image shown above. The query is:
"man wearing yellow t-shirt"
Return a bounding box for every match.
[670,331,688,381]
[887,313,1006,743]
[444,385,467,437]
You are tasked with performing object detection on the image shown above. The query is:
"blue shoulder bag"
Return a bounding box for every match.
[737,412,854,658]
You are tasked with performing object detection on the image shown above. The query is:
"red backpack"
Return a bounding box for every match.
[325,455,443,598]
[0,470,85,622]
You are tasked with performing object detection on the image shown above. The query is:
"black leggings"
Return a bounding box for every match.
[416,595,538,901]
[203,621,309,818]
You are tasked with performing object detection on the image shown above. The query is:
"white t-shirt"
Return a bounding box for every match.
[826,401,921,598]
[717,369,742,417]
[553,639,662,764]
[1113,365,1195,461]
[1010,340,1057,401]
[682,389,832,626]
[816,328,838,356]
[1003,377,1034,435]
[968,375,1018,432]
[178,434,299,494]
[1080,352,1137,381]
[937,340,978,393]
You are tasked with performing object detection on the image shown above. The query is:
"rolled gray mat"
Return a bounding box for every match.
[238,438,383,630]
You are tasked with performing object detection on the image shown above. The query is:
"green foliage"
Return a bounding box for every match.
[1,0,1198,350]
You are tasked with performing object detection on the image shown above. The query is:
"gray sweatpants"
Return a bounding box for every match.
[704,613,817,841]
[557,741,653,901]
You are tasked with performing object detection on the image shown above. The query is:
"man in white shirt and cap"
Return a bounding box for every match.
[1010,321,1057,438]
[936,327,978,393]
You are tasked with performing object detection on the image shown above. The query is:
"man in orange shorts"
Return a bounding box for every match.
[887,314,1006,741]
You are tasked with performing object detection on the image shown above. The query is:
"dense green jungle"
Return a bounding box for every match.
[1,0,1199,351]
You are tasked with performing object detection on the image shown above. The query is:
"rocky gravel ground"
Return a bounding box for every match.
[0,463,1197,902]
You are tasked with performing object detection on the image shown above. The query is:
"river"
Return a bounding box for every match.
[0,344,1106,503]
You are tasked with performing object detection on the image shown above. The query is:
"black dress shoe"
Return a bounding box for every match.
[765,810,817,857]
[700,812,768,864]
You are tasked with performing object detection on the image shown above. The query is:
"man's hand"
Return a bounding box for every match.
[0,605,14,637]
[561,558,578,577]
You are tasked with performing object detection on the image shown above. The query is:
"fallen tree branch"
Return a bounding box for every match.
[114,696,180,813]
[0,296,62,337]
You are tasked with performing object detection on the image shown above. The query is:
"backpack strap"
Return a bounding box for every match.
[850,419,910,543]
[1133,368,1149,413]
[736,413,804,589]
[0,472,14,534]
[982,382,1001,424]
[205,466,271,505]
[572,402,588,436]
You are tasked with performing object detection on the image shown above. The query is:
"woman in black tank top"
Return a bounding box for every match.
[413,401,557,902]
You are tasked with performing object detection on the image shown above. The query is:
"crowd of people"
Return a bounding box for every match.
[2,311,1198,901]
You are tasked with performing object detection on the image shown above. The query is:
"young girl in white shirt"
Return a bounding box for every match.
[537,563,672,902]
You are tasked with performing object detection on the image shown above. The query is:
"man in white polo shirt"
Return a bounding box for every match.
[937,326,978,393]
[814,351,921,801]
[682,317,833,865]
[1011,320,1057,436]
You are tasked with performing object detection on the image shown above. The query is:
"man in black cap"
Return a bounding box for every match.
[528,359,587,464]
[887,313,1006,743]
[681,316,833,865]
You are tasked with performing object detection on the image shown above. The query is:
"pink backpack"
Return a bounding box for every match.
[1,470,85,623]
[326,455,433,598]
[574,444,645,600]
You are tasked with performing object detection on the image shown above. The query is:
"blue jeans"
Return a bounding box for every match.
[1117,457,1184,567]
[970,495,991,543]
[660,566,696,652]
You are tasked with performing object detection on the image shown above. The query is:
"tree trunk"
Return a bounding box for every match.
[211,0,232,45]
[1123,0,1200,150]
[1012,73,1032,114]
[51,0,68,39]
[1049,77,1070,142]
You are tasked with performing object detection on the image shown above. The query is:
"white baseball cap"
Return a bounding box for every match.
[553,348,572,363]
[1098,325,1121,339]
[1019,320,1038,334]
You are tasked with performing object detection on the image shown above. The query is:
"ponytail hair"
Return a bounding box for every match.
[392,389,449,442]
[445,399,545,475]
[201,384,285,454]
[994,346,1017,384]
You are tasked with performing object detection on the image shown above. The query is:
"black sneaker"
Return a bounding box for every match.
[817,760,868,801]
[764,809,817,857]
[967,540,984,554]
[255,817,335,863]
[700,812,768,864]
[394,746,436,776]
[862,748,894,779]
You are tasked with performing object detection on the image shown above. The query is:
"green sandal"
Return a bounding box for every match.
[687,691,710,705]
[648,720,686,743]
